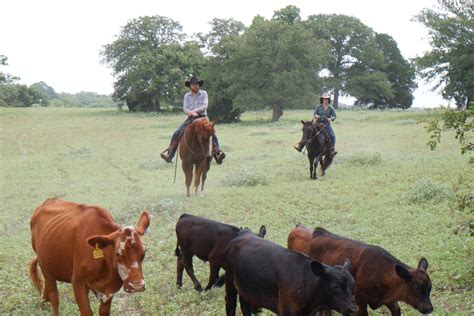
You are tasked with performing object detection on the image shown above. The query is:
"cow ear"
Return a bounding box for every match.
[136,211,151,235]
[87,235,114,249]
[301,120,305,124]
[310,261,326,278]
[418,257,429,271]
[395,264,412,281]
[342,258,351,271]
[258,225,267,238]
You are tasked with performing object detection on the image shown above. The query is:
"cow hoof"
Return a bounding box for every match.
[195,285,203,292]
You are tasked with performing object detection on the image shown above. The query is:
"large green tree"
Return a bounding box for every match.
[226,10,329,121]
[198,18,246,122]
[414,1,474,109]
[101,16,204,112]
[305,14,390,108]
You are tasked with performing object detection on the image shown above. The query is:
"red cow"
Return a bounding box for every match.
[287,225,433,316]
[29,198,150,316]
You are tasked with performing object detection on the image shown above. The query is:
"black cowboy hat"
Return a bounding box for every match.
[185,75,204,88]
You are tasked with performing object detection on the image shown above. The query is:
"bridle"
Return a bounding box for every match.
[182,127,213,157]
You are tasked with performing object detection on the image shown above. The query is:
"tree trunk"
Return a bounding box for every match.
[333,89,339,109]
[271,103,283,122]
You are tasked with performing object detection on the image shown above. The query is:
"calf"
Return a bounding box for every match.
[288,226,434,316]
[287,223,312,254]
[30,198,150,316]
[225,230,358,316]
[175,213,266,291]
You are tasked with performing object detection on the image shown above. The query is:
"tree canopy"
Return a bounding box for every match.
[414,1,474,109]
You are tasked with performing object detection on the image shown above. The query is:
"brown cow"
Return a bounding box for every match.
[29,198,150,316]
[287,225,433,316]
[175,213,266,291]
[287,223,312,254]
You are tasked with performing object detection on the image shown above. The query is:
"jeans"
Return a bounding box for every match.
[323,122,336,146]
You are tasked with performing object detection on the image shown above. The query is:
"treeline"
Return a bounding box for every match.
[0,68,116,108]
[101,6,418,121]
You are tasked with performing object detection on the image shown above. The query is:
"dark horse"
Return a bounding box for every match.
[179,117,215,197]
[299,120,335,179]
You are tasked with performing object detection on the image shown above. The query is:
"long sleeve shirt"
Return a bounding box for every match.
[313,105,336,122]
[183,90,208,116]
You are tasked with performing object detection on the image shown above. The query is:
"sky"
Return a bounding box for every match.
[1,0,449,107]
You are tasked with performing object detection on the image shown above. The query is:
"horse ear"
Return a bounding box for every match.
[301,120,305,124]
[211,120,216,127]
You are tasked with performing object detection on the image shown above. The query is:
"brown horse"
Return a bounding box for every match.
[179,117,215,197]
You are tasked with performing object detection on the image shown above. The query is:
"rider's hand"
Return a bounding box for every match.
[188,111,198,117]
[314,115,320,120]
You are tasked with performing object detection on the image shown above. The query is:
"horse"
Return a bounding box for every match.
[179,117,215,197]
[299,120,334,179]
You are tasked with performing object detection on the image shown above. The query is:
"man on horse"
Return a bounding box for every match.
[160,75,226,164]
[294,92,337,155]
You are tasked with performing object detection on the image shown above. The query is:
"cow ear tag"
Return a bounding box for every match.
[93,243,104,259]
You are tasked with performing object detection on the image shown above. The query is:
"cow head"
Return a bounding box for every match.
[87,211,151,293]
[395,258,433,314]
[311,259,358,315]
[239,225,267,238]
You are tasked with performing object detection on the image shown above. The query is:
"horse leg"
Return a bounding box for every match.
[182,161,193,197]
[308,155,314,179]
[200,158,211,192]
[313,157,319,180]
[193,163,204,196]
[320,156,326,176]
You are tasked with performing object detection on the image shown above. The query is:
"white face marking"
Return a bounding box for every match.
[131,261,139,269]
[208,136,213,157]
[118,263,130,280]
[97,291,114,303]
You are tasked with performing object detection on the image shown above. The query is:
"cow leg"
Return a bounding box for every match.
[42,269,60,316]
[204,259,220,290]
[99,299,112,316]
[239,295,252,316]
[386,302,401,316]
[225,275,238,316]
[183,254,202,291]
[72,281,93,316]
[355,302,369,316]
[176,253,185,288]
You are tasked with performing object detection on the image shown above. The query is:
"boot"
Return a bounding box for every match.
[293,141,305,152]
[160,141,179,163]
[213,147,226,165]
[330,147,337,156]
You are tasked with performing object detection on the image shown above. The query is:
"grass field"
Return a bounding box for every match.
[0,107,472,315]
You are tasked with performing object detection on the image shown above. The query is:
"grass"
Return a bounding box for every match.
[0,107,472,315]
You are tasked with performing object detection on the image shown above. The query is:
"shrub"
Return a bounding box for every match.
[407,178,453,204]
[222,168,267,187]
[345,152,382,166]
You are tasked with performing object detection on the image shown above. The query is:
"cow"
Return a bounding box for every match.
[224,229,358,316]
[287,225,433,316]
[29,198,150,316]
[175,213,266,291]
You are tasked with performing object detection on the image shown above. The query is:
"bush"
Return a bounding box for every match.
[345,152,382,166]
[407,178,453,204]
[222,168,267,187]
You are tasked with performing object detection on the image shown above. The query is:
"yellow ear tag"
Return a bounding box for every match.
[93,243,104,259]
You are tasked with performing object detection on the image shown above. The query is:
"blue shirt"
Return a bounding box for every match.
[183,90,208,116]
[313,105,336,122]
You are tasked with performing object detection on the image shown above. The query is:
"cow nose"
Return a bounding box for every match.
[346,305,359,315]
[421,306,434,314]
[129,279,145,291]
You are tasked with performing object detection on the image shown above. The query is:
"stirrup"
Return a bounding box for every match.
[294,144,303,152]
[160,150,173,163]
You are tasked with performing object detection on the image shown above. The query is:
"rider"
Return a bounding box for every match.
[294,92,337,154]
[160,75,226,164]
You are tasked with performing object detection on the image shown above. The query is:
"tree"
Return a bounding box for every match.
[30,81,57,100]
[0,55,19,85]
[305,14,388,108]
[198,18,246,122]
[226,12,329,121]
[414,1,474,109]
[101,16,204,112]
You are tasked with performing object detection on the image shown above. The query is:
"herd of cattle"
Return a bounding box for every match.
[29,198,433,315]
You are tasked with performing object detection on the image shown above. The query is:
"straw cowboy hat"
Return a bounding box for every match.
[320,92,331,103]
[185,75,204,88]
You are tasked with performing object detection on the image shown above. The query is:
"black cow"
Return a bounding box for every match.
[224,230,358,315]
[175,213,266,291]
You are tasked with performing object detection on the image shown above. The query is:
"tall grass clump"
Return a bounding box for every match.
[345,152,382,166]
[407,178,453,204]
[222,168,267,187]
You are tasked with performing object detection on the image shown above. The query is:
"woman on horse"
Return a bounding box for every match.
[160,75,226,164]
[294,92,337,154]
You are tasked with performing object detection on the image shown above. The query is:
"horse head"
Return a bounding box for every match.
[194,118,215,157]
[300,120,317,146]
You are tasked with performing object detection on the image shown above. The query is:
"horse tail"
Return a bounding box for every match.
[29,257,44,295]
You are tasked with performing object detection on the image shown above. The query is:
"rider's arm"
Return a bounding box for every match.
[194,90,208,115]
[313,106,321,120]
[329,107,336,121]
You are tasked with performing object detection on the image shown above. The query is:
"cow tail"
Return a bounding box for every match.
[29,258,44,295]
[175,242,181,257]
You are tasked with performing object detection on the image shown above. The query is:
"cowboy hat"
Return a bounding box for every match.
[320,92,331,103]
[185,75,204,88]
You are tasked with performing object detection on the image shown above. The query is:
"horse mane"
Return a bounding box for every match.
[191,117,215,136]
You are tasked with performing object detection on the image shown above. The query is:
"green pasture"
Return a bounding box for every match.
[0,107,472,315]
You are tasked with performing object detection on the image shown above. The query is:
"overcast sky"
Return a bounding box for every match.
[1,0,448,107]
